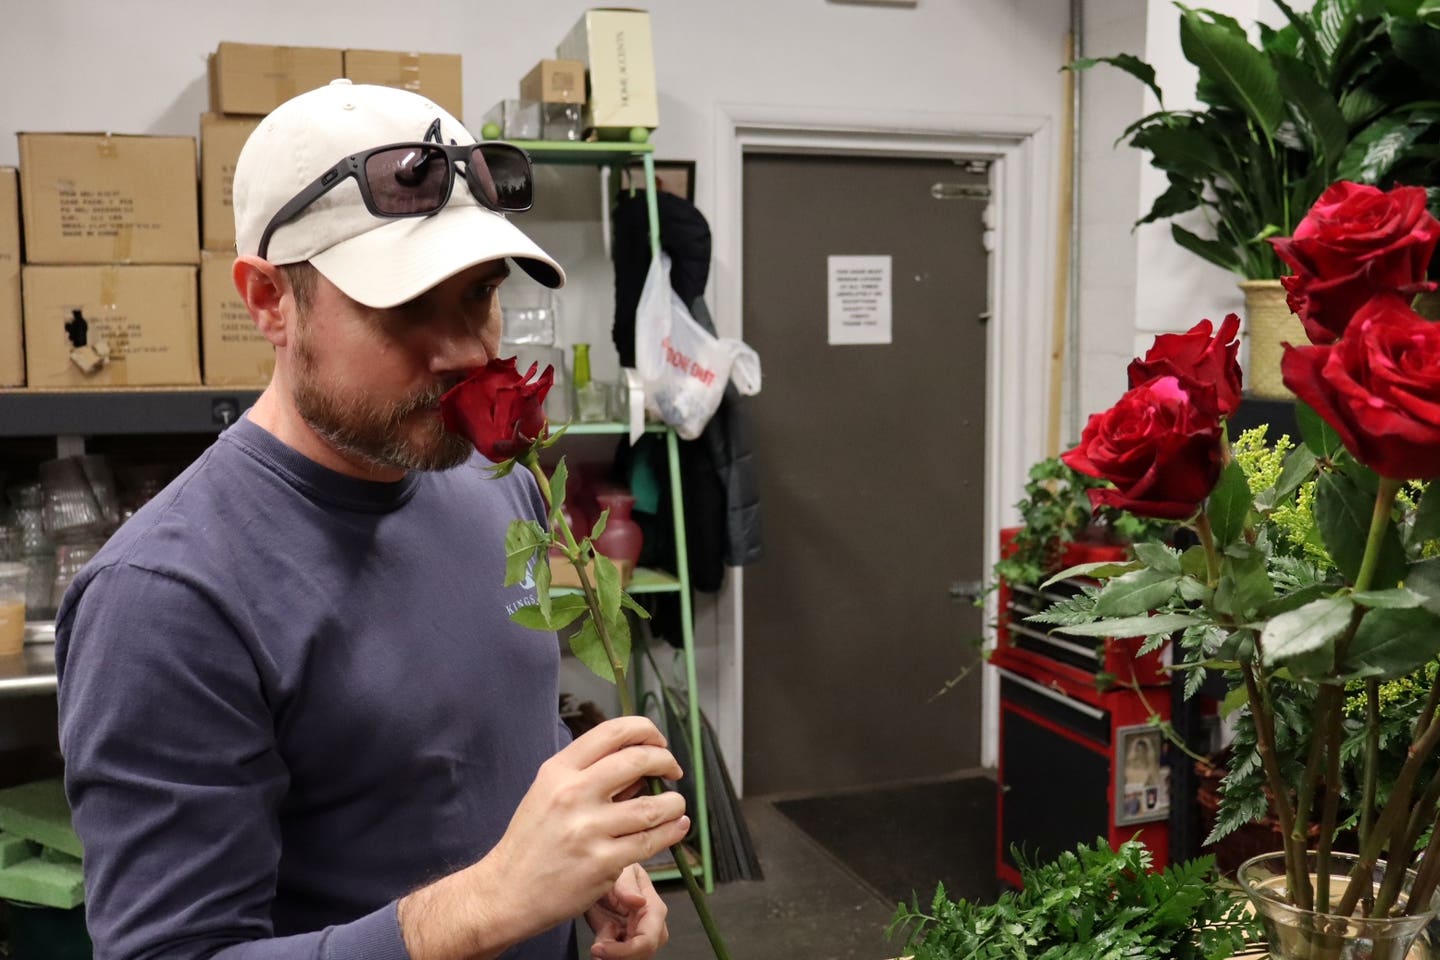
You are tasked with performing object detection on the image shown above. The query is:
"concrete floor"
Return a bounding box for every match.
[655,798,905,960]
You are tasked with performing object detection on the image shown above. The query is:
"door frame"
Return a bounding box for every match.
[708,103,1057,795]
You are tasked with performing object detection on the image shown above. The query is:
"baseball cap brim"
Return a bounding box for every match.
[308,203,565,309]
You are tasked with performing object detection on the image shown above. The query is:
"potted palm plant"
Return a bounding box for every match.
[1075,1,1440,397]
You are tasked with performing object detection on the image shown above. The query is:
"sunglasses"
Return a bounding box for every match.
[257,128,534,259]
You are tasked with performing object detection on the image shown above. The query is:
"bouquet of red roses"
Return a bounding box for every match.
[1036,182,1440,935]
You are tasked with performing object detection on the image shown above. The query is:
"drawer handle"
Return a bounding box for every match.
[996,667,1106,719]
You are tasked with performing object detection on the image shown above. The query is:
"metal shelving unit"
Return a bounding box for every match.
[0,387,261,437]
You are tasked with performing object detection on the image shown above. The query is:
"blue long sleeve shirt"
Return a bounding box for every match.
[55,416,573,960]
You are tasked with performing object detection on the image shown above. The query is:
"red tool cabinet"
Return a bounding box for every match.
[990,527,1173,888]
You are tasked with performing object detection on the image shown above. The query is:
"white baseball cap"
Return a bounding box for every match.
[232,79,564,307]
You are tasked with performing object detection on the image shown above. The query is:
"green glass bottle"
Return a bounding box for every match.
[572,343,608,422]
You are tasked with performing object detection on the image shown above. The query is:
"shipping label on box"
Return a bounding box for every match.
[557,8,659,134]
[344,49,463,119]
[19,134,199,265]
[201,114,260,252]
[209,42,344,116]
[520,59,586,104]
[0,168,21,387]
[22,265,200,388]
[200,250,272,386]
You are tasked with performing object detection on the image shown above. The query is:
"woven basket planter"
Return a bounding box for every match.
[1239,279,1305,400]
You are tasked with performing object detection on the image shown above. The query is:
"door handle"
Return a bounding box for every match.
[949,579,984,603]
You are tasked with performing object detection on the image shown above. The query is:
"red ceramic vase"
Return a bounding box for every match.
[593,491,643,570]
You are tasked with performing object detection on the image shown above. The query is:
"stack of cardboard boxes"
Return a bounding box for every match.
[485,9,659,144]
[18,132,202,389]
[0,40,463,392]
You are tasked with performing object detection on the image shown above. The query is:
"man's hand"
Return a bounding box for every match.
[398,717,688,960]
[586,864,669,960]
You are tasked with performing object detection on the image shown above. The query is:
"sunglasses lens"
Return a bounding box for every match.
[365,145,450,215]
[471,145,533,211]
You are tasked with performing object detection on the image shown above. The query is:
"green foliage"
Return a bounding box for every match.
[503,455,639,687]
[888,838,1260,960]
[995,457,1170,589]
[1074,3,1440,279]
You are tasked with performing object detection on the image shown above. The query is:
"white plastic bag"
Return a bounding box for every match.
[635,252,761,440]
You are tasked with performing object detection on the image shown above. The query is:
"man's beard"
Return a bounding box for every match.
[291,325,473,473]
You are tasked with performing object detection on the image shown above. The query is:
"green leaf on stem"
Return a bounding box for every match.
[536,549,553,621]
[504,520,548,588]
[568,617,614,682]
[1065,54,1164,103]
[1316,471,1406,586]
[594,554,623,624]
[1134,541,1182,576]
[1339,607,1440,680]
[1216,628,1256,662]
[511,594,590,631]
[1351,588,1425,609]
[1260,596,1354,670]
[1180,546,1210,580]
[1208,461,1254,546]
[1297,402,1344,459]
[1040,560,1142,589]
[619,591,651,620]
[1178,576,1213,604]
[1406,558,1440,618]
[590,507,610,543]
[1410,483,1440,549]
[1255,582,1332,620]
[1047,613,1199,638]
[1094,568,1182,617]
[548,457,569,525]
[1214,544,1275,618]
[1220,681,1250,717]
[1178,6,1285,135]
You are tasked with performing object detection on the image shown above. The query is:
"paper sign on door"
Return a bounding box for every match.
[827,255,892,345]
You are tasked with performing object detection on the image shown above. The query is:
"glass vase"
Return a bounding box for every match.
[1238,852,1440,960]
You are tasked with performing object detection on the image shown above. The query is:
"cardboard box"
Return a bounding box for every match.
[200,114,260,252]
[520,59,586,104]
[0,169,21,387]
[22,265,200,388]
[208,42,344,116]
[344,49,463,119]
[18,134,199,266]
[200,250,272,386]
[556,8,659,136]
[549,555,633,589]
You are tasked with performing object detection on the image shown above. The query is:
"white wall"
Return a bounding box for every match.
[0,0,1074,779]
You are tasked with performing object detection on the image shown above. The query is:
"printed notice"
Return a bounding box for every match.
[827,255,892,345]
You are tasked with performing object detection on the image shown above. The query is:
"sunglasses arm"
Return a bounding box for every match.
[256,157,362,260]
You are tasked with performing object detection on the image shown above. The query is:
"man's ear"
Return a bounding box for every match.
[233,256,291,347]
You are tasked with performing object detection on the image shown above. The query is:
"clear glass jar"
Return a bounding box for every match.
[1238,851,1439,960]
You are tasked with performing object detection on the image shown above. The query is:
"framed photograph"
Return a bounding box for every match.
[1115,724,1171,826]
[619,159,696,203]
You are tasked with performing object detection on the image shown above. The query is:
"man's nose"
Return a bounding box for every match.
[429,328,494,373]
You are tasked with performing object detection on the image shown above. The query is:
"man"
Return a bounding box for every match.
[54,80,688,960]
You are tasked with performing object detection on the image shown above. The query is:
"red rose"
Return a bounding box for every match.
[1270,181,1440,345]
[1062,376,1224,520]
[1281,295,1440,479]
[439,357,554,463]
[1127,314,1243,418]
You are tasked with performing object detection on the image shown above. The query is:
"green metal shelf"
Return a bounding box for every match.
[512,140,654,165]
[553,566,680,597]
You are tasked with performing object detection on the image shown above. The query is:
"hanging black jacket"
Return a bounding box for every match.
[610,190,762,594]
